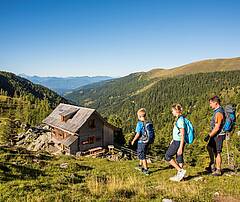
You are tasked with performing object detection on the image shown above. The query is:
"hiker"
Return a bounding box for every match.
[165,104,186,182]
[131,108,150,176]
[204,96,226,176]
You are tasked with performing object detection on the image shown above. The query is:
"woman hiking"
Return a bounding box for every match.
[165,104,186,182]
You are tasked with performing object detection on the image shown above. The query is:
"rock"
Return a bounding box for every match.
[32,159,39,163]
[60,163,68,169]
[193,176,204,181]
[76,151,83,157]
[17,132,26,140]
[162,199,173,202]
[21,123,30,130]
[15,124,52,153]
[42,125,50,130]
[30,133,51,151]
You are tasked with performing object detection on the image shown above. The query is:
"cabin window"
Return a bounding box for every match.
[88,119,96,129]
[88,136,95,144]
[81,136,96,145]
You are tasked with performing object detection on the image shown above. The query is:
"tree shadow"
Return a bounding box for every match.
[0,162,45,182]
[183,167,237,181]
[35,153,53,161]
[0,162,11,172]
[184,171,210,181]
[67,174,85,184]
[150,165,172,174]
[0,146,12,153]
[222,168,234,172]
[77,165,93,171]
[115,189,136,199]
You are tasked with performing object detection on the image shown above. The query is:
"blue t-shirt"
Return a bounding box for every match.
[135,121,145,143]
[173,116,185,141]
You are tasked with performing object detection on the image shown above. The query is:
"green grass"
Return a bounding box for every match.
[0,95,8,102]
[0,146,240,202]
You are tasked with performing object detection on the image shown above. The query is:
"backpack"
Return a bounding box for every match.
[176,116,195,144]
[141,121,155,144]
[223,105,236,132]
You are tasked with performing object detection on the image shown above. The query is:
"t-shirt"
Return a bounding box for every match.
[215,112,224,126]
[135,121,145,143]
[173,116,185,141]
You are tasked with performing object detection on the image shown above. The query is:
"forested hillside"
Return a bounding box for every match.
[0,71,68,106]
[66,70,240,161]
[0,71,70,145]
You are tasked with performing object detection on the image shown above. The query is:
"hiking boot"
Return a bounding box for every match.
[212,169,222,176]
[142,169,149,176]
[183,173,188,179]
[169,174,178,181]
[170,169,186,182]
[205,164,216,173]
[135,165,143,172]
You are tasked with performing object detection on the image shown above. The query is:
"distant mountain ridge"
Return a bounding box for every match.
[19,74,113,95]
[0,71,68,107]
[0,71,72,126]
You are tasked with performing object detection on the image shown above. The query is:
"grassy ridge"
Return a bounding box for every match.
[0,146,239,201]
[147,57,240,79]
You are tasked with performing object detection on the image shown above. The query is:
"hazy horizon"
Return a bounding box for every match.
[5,56,238,78]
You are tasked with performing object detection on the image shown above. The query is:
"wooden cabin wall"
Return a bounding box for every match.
[51,128,71,140]
[69,139,79,155]
[77,114,104,151]
[103,125,114,146]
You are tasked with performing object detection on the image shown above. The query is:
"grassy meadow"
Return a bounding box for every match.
[0,146,239,202]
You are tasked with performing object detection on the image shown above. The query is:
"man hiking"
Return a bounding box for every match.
[204,96,225,176]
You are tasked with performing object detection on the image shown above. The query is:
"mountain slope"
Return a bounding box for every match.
[0,71,68,107]
[65,57,240,116]
[65,72,153,109]
[148,57,240,78]
[65,60,240,157]
[0,71,70,128]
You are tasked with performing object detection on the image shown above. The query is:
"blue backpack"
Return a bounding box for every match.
[176,116,195,144]
[141,121,155,144]
[223,105,236,132]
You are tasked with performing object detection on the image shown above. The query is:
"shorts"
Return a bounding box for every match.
[137,142,148,160]
[165,140,185,163]
[208,134,225,154]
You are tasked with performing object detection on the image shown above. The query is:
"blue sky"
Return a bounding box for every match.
[0,0,240,77]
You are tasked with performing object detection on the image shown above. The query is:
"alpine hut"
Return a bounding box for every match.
[43,103,119,155]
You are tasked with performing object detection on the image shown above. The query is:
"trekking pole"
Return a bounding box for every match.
[225,133,230,166]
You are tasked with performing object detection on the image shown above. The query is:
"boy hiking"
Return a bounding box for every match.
[131,108,151,176]
[165,104,186,182]
[204,96,226,176]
